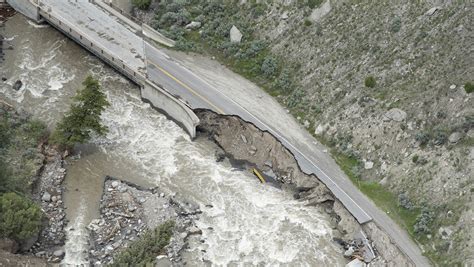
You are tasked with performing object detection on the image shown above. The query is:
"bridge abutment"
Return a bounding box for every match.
[6,0,42,23]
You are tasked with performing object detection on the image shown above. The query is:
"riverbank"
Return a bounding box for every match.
[0,100,66,263]
[29,145,67,262]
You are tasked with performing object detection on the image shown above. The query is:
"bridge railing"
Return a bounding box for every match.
[35,0,147,85]
[102,1,141,26]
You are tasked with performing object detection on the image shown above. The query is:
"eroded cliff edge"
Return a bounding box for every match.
[196,109,412,265]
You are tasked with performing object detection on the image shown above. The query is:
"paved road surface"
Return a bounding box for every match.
[30,1,431,265]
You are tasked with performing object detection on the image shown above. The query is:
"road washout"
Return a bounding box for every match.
[196,109,411,266]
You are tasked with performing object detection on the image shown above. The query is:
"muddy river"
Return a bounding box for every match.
[1,14,345,266]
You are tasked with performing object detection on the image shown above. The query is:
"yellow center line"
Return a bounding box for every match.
[147,60,225,114]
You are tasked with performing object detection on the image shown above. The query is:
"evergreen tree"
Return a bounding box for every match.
[0,192,43,242]
[51,76,110,149]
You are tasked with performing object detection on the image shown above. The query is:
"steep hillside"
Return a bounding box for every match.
[134,0,473,265]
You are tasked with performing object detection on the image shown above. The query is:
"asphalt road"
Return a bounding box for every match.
[27,1,431,265]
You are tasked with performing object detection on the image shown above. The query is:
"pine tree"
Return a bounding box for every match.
[51,76,110,149]
[0,192,43,242]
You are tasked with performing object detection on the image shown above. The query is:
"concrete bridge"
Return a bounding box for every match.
[7,1,432,265]
[7,0,199,137]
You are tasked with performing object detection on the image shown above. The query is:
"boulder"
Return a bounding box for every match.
[425,6,441,16]
[309,0,332,22]
[185,21,201,30]
[448,132,462,143]
[364,161,374,170]
[230,25,243,43]
[314,124,326,135]
[303,120,310,128]
[384,108,407,122]
[346,258,365,267]
[12,80,22,90]
[156,255,172,267]
[344,246,355,257]
[42,192,51,202]
[53,249,65,258]
[111,181,119,188]
[187,226,202,235]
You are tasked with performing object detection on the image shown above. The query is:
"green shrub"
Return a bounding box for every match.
[390,17,402,33]
[0,192,43,242]
[132,0,151,10]
[304,19,312,27]
[244,40,266,58]
[20,120,47,147]
[261,56,278,77]
[414,208,434,235]
[364,76,376,88]
[273,68,293,93]
[398,193,414,210]
[464,82,474,94]
[0,117,10,149]
[307,0,323,9]
[415,132,430,147]
[0,160,13,194]
[412,155,419,164]
[462,115,474,132]
[432,130,448,146]
[111,221,175,266]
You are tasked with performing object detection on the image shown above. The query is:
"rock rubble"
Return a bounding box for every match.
[88,177,200,265]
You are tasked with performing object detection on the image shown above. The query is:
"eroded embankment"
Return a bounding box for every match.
[195,109,412,265]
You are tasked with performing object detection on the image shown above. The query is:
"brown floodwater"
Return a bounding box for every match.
[1,13,345,266]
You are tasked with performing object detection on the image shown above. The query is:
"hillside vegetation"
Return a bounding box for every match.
[136,0,473,265]
[0,103,46,246]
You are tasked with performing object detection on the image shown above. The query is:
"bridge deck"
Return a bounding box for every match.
[39,0,145,74]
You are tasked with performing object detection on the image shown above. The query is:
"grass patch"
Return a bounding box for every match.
[331,150,420,236]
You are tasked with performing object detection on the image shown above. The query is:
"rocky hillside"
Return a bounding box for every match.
[253,2,473,265]
[135,0,473,265]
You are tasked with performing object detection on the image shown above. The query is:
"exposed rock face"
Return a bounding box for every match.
[383,108,407,122]
[310,0,332,22]
[196,110,411,265]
